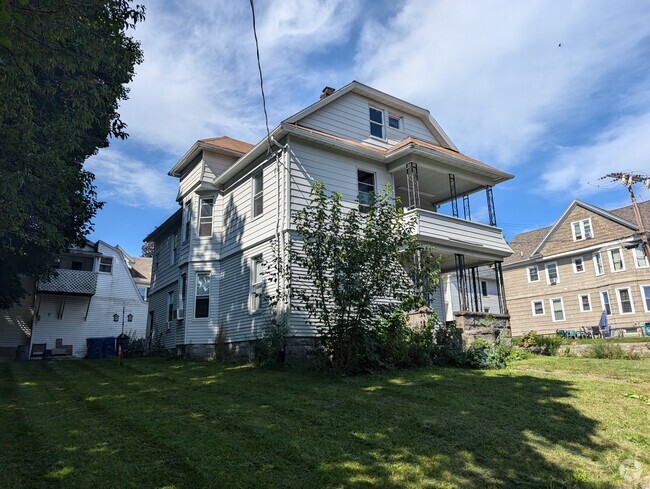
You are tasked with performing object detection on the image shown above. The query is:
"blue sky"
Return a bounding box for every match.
[86,0,650,256]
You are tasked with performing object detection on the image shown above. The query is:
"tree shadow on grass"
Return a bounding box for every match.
[1,360,621,488]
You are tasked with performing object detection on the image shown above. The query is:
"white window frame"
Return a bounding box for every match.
[608,248,626,273]
[545,262,559,285]
[639,284,650,313]
[616,287,635,315]
[593,252,604,276]
[198,197,214,238]
[531,300,545,316]
[249,255,264,313]
[572,256,585,274]
[633,247,649,268]
[252,172,264,219]
[549,297,566,322]
[600,291,612,316]
[571,218,593,241]
[369,106,385,139]
[527,265,540,283]
[480,280,488,297]
[194,272,210,319]
[179,273,187,313]
[578,293,591,312]
[387,114,402,131]
[99,256,113,273]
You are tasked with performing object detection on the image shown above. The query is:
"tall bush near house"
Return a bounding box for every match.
[291,181,441,373]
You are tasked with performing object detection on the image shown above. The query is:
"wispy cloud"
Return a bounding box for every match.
[85,148,177,210]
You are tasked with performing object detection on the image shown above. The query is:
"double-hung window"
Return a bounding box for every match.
[167,291,174,324]
[199,198,214,237]
[357,170,375,213]
[99,257,113,273]
[571,218,593,241]
[550,298,565,322]
[640,285,650,312]
[579,294,591,312]
[481,281,488,297]
[250,256,263,312]
[171,232,179,265]
[600,291,612,315]
[252,172,264,218]
[633,247,649,268]
[573,257,584,273]
[195,272,210,318]
[527,265,539,282]
[531,300,544,316]
[546,262,559,284]
[183,200,192,242]
[608,248,625,272]
[593,252,604,276]
[616,288,634,314]
[369,107,384,138]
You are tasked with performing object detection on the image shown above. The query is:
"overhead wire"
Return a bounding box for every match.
[248,0,272,155]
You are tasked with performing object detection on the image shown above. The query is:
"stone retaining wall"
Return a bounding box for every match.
[564,342,650,357]
[453,311,512,345]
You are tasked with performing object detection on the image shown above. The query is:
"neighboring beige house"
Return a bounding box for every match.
[503,200,650,336]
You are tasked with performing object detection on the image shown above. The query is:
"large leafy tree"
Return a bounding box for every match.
[0,1,145,308]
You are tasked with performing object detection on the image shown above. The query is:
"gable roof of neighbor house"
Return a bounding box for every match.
[114,245,152,287]
[504,199,650,266]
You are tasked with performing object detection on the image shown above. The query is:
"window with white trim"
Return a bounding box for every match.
[252,172,264,218]
[171,231,179,265]
[616,287,634,314]
[640,285,650,312]
[195,272,210,318]
[481,281,488,297]
[573,257,584,273]
[600,291,612,315]
[527,265,539,282]
[357,169,375,213]
[633,247,649,268]
[579,294,591,312]
[250,255,264,312]
[545,262,559,284]
[571,218,593,241]
[550,298,565,322]
[180,273,187,313]
[593,252,604,276]
[369,107,384,138]
[198,198,214,237]
[608,248,625,272]
[167,291,174,323]
[388,115,401,130]
[531,300,545,316]
[183,200,192,242]
[99,257,113,273]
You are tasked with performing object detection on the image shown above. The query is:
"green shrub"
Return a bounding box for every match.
[464,338,509,369]
[254,318,289,367]
[517,331,561,356]
[584,343,640,360]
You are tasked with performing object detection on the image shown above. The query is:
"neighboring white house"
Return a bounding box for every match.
[0,241,149,359]
[443,266,503,322]
[144,81,514,358]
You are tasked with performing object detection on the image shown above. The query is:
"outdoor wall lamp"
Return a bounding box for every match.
[127,313,133,322]
[113,313,119,322]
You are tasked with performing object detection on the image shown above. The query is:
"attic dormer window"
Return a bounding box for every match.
[369,107,384,139]
[571,218,593,241]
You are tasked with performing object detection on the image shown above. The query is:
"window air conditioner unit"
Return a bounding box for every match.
[550,278,558,285]
[176,308,185,320]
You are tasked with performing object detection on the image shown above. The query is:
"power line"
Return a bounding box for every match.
[248,0,272,154]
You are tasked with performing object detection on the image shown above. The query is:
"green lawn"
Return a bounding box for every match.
[1,357,649,488]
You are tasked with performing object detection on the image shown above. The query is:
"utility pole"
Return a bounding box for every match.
[602,172,650,261]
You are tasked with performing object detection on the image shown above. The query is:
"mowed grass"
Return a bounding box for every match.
[1,357,649,488]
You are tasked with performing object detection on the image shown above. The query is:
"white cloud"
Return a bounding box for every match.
[85,148,178,210]
[355,0,650,166]
[540,112,650,195]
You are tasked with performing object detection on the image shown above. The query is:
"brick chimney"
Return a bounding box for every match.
[320,86,335,100]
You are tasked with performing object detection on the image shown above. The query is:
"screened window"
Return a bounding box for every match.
[634,247,649,268]
[601,291,612,315]
[250,256,264,312]
[357,170,375,213]
[532,300,544,316]
[571,219,593,241]
[527,266,539,282]
[593,253,604,276]
[641,285,650,312]
[195,273,210,318]
[617,288,634,314]
[609,248,625,272]
[199,198,214,237]
[550,298,565,322]
[579,294,591,312]
[99,257,113,273]
[546,262,559,284]
[369,107,384,138]
[252,172,264,218]
[573,257,584,273]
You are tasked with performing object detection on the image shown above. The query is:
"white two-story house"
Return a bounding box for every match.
[144,81,514,358]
